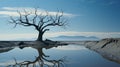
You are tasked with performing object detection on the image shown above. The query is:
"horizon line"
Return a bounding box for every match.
[0,31,120,40]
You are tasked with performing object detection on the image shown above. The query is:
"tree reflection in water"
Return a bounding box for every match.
[7,43,67,67]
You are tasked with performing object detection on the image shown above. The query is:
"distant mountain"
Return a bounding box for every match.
[48,35,100,41]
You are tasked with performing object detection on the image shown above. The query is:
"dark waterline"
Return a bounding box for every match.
[0,44,120,67]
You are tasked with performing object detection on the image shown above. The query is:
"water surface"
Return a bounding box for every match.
[0,44,120,67]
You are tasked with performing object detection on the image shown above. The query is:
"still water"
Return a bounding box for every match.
[0,44,120,67]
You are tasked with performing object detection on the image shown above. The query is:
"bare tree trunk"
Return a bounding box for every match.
[9,9,67,42]
[37,32,43,41]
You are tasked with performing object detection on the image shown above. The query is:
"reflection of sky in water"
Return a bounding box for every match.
[52,45,86,50]
[0,45,120,67]
[0,47,38,66]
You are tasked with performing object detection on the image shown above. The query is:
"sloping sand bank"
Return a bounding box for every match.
[73,38,120,63]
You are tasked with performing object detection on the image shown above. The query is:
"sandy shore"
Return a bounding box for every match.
[0,40,67,53]
[63,38,120,63]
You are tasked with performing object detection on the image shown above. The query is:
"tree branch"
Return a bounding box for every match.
[9,8,67,41]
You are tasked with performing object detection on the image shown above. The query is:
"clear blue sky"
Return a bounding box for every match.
[0,0,120,40]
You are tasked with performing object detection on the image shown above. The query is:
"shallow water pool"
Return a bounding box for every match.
[0,44,120,67]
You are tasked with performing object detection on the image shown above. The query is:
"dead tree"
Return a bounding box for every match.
[9,9,67,41]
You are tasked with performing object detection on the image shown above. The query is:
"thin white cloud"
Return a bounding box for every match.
[44,32,120,39]
[0,7,76,17]
[0,32,120,40]
[0,11,19,16]
[2,7,36,11]
[0,33,37,40]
